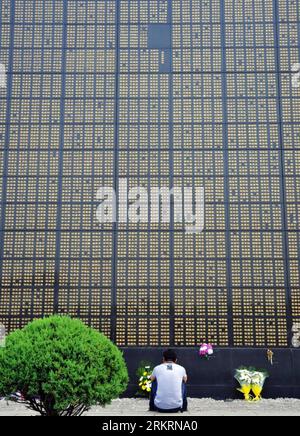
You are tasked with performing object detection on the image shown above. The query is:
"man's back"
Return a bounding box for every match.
[152,362,187,410]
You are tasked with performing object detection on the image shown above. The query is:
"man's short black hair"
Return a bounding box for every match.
[163,349,177,362]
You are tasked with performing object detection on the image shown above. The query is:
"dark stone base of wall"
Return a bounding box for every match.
[121,347,300,399]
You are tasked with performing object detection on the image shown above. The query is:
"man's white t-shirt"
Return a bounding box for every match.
[152,362,187,410]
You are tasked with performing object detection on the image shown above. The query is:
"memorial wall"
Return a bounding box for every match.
[0,0,300,349]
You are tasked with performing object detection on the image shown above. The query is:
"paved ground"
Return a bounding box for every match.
[1,398,300,416]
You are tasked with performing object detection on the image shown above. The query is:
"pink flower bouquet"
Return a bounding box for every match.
[199,343,213,359]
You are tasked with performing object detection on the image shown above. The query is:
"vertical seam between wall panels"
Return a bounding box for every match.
[220,0,234,346]
[189,0,197,346]
[273,0,292,346]
[0,0,15,323]
[32,0,41,320]
[54,0,68,313]
[167,0,175,346]
[111,0,120,343]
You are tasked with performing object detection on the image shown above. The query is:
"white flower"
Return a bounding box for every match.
[251,371,265,385]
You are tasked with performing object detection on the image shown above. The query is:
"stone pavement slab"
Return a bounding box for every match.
[1,398,300,416]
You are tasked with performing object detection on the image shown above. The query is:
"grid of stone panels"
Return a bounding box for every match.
[0,0,299,347]
[0,0,114,337]
[171,0,228,347]
[279,0,300,339]
[223,0,295,347]
[116,0,172,346]
[0,0,61,332]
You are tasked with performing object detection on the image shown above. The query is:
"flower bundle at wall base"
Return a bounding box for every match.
[250,370,269,401]
[198,343,214,359]
[234,368,252,401]
[136,363,153,396]
[234,367,269,402]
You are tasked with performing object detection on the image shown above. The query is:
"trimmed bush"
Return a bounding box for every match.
[0,316,128,416]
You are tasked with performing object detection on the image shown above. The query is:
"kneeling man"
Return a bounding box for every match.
[150,349,188,413]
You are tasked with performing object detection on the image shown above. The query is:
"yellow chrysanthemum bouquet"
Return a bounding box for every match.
[235,367,269,402]
[136,362,153,397]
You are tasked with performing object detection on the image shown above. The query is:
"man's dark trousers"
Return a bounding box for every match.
[149,380,188,413]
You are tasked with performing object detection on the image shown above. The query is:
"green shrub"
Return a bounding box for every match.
[0,316,128,416]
